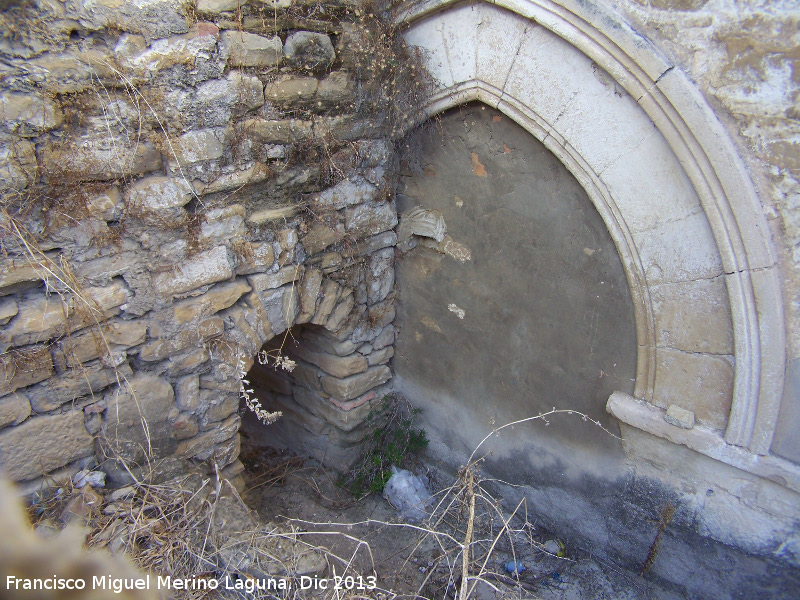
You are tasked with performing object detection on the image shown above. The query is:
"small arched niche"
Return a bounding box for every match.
[240,322,394,468]
[393,103,638,480]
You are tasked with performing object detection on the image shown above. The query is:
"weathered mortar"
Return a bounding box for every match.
[0,0,413,492]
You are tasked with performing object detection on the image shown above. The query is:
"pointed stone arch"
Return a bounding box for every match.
[396,0,791,483]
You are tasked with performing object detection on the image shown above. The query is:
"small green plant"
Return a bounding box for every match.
[341,393,428,496]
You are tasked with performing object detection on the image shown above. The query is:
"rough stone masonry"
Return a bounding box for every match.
[0,0,404,493]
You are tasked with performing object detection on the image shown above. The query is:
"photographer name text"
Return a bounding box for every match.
[6,574,378,594]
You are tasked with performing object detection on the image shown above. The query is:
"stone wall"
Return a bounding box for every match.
[0,0,404,492]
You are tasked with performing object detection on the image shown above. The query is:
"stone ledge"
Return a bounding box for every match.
[607,391,800,495]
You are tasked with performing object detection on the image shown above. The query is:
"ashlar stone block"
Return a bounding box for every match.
[320,365,391,402]
[153,246,232,297]
[222,30,282,67]
[291,344,367,379]
[0,410,93,481]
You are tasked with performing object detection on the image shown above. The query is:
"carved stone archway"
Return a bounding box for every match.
[397,0,795,489]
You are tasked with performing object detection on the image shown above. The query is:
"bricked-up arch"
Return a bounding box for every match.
[397,0,796,489]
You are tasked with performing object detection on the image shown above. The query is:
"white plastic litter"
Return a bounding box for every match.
[72,469,106,489]
[383,467,431,522]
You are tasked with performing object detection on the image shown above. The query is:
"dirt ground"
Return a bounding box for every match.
[238,443,686,600]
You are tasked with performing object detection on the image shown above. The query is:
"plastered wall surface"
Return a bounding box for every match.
[394,104,637,476]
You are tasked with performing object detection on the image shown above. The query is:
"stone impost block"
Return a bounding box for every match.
[221,305,263,357]
[222,30,282,67]
[221,459,245,481]
[170,280,251,327]
[27,361,133,413]
[234,242,276,275]
[654,348,734,430]
[139,317,224,362]
[320,365,391,402]
[213,433,240,468]
[242,292,273,342]
[257,287,291,336]
[291,345,367,379]
[0,410,94,481]
[102,373,176,462]
[248,265,304,293]
[0,392,31,429]
[153,246,232,297]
